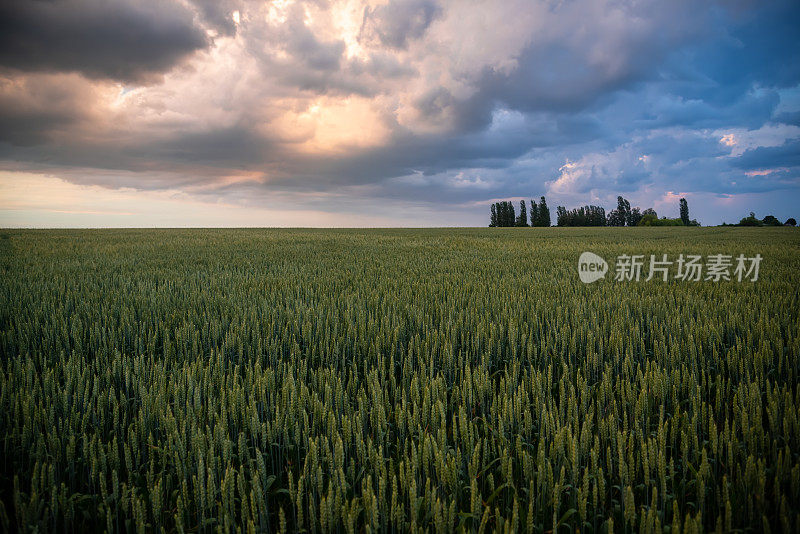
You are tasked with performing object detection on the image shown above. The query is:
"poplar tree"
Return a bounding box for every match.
[516,200,528,226]
[679,198,689,226]
[538,196,551,227]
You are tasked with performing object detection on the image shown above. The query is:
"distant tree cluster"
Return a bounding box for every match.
[639,215,684,226]
[555,196,699,227]
[489,196,550,227]
[555,205,606,226]
[606,197,644,227]
[489,201,516,227]
[724,212,798,227]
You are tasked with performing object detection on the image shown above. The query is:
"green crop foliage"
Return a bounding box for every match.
[0,227,798,533]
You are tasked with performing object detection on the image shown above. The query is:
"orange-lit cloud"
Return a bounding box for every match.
[744,168,788,177]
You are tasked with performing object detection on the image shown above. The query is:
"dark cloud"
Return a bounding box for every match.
[349,53,417,80]
[635,133,728,162]
[0,73,93,145]
[773,111,800,126]
[690,2,800,100]
[477,44,639,115]
[147,126,274,167]
[242,4,354,96]
[264,118,546,192]
[362,0,441,49]
[732,140,800,171]
[284,17,345,72]
[0,123,273,180]
[190,0,241,37]
[624,89,780,131]
[0,0,207,83]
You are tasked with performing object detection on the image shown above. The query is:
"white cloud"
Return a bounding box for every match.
[715,123,800,156]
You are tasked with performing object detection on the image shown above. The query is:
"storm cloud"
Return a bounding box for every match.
[0,0,207,82]
[0,0,798,226]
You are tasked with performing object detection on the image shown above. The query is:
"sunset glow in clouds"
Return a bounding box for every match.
[0,0,799,226]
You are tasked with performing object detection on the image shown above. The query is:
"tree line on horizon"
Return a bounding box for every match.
[491,195,798,228]
[489,196,698,227]
[724,212,797,227]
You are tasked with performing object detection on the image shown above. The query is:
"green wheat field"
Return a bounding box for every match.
[1,227,799,533]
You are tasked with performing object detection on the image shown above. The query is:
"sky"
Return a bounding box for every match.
[0,0,799,227]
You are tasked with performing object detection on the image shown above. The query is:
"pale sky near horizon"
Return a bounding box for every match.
[1,0,799,227]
